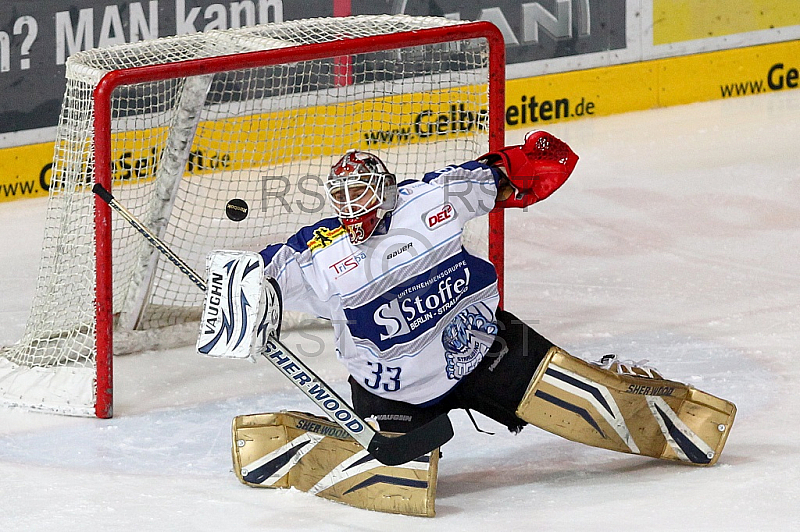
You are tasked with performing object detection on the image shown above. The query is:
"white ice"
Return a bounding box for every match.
[2,88,799,531]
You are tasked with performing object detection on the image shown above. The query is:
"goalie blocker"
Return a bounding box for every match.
[196,250,282,360]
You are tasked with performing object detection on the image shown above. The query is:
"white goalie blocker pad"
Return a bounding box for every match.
[196,250,282,360]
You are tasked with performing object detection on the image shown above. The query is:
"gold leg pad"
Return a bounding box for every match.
[516,347,736,466]
[231,411,438,516]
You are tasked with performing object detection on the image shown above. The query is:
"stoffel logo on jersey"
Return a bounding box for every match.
[308,226,346,252]
[373,260,470,341]
[424,203,455,229]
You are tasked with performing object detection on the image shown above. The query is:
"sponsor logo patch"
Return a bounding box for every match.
[424,203,455,229]
[329,250,367,278]
[373,260,470,340]
[308,226,346,251]
[386,242,413,261]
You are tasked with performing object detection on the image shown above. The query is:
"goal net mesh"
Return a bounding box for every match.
[0,15,496,415]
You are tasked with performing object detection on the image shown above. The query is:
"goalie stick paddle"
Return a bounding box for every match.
[92,183,454,465]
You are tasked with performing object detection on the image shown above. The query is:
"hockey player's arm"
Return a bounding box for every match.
[481,130,579,209]
[261,241,334,320]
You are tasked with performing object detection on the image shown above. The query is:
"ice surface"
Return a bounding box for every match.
[2,88,799,531]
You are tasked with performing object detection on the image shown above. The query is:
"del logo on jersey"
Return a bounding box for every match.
[424,203,455,229]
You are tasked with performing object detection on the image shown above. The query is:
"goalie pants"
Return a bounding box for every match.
[349,309,554,434]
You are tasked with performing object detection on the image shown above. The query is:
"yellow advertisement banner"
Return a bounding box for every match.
[0,86,487,203]
[504,39,800,129]
[179,86,486,167]
[4,39,800,203]
[0,142,55,202]
[504,62,660,127]
[653,0,800,45]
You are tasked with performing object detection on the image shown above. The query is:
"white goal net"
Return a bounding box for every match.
[0,15,504,417]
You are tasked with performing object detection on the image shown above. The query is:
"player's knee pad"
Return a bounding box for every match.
[231,411,439,517]
[515,346,736,466]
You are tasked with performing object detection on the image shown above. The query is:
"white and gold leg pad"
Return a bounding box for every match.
[231,411,438,517]
[516,347,736,466]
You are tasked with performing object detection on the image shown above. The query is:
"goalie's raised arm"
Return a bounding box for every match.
[481,130,579,209]
[196,250,282,360]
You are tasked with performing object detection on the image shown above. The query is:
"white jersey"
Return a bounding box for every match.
[260,161,502,404]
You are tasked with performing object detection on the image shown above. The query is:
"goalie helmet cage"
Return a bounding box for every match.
[0,15,505,418]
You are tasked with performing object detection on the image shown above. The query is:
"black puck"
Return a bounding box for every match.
[225,198,249,222]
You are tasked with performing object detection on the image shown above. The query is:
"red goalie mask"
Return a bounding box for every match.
[325,150,397,244]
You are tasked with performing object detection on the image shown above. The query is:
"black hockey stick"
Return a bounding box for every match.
[93,183,453,465]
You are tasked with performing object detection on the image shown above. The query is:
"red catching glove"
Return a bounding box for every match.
[481,130,579,209]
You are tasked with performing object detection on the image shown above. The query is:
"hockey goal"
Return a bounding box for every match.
[0,15,505,417]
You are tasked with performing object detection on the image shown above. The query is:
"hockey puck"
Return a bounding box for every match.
[225,198,249,222]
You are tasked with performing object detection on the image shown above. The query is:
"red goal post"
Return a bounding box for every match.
[3,15,506,418]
